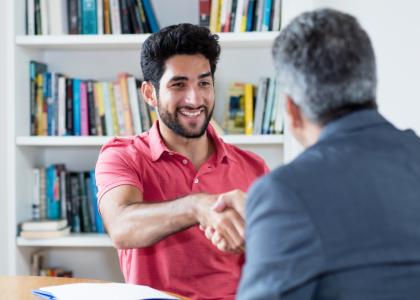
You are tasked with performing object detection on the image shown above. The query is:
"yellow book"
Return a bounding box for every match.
[108,83,120,136]
[118,73,134,136]
[36,74,44,135]
[209,0,221,32]
[94,82,106,135]
[216,0,224,32]
[244,83,254,135]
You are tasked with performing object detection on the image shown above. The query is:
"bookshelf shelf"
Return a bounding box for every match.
[17,234,113,247]
[15,32,280,50]
[16,135,284,146]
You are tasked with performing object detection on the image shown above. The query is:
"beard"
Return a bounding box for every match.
[157,102,214,138]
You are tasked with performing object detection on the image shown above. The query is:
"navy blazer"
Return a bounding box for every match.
[238,109,420,299]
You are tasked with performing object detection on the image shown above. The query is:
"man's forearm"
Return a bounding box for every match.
[110,193,213,249]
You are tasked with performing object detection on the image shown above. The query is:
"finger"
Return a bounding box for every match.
[216,239,228,252]
[211,231,223,245]
[212,195,227,212]
[205,227,214,240]
[216,211,245,250]
[199,225,205,231]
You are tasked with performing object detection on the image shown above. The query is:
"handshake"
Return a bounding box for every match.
[196,189,246,253]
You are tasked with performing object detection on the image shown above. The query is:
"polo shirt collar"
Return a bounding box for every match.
[148,120,237,163]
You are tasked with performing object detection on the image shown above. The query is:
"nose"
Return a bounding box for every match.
[184,86,203,107]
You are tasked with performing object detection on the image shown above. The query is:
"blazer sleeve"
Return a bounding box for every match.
[237,174,325,300]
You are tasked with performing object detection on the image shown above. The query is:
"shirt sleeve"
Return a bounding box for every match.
[237,174,324,299]
[95,139,144,204]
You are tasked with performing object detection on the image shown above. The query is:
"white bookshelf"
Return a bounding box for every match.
[6,0,311,283]
[17,234,113,247]
[15,32,280,50]
[16,134,284,146]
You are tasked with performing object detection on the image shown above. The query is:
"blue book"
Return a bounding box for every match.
[90,170,105,233]
[44,72,54,136]
[73,79,81,136]
[142,0,159,33]
[262,0,272,31]
[246,0,256,32]
[82,0,97,34]
[47,165,61,219]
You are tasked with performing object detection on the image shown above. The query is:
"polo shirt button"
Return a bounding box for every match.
[182,159,188,165]
[193,178,199,184]
[168,152,174,156]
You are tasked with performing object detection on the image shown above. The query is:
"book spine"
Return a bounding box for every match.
[80,81,89,136]
[65,172,73,229]
[82,0,98,34]
[65,78,74,135]
[261,0,272,31]
[85,173,97,232]
[72,79,81,136]
[119,0,131,33]
[27,0,35,35]
[32,168,41,220]
[40,0,49,35]
[87,80,97,135]
[136,0,149,33]
[108,83,120,136]
[78,172,92,232]
[34,0,42,34]
[137,82,151,132]
[96,0,103,34]
[90,171,105,233]
[93,81,103,135]
[127,0,141,33]
[199,0,211,27]
[95,82,107,135]
[103,0,112,34]
[246,0,256,31]
[244,83,254,135]
[262,77,275,134]
[141,0,159,32]
[58,76,67,136]
[127,76,142,134]
[39,168,46,219]
[109,0,121,34]
[119,74,134,135]
[102,82,114,136]
[42,72,49,136]
[68,0,79,34]
[70,173,81,233]
[253,77,268,134]
[47,165,60,219]
[113,83,126,136]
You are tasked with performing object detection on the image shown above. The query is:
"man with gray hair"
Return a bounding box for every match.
[211,8,420,299]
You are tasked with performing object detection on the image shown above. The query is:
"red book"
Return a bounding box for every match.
[199,0,211,27]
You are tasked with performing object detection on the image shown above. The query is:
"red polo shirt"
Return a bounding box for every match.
[95,121,268,300]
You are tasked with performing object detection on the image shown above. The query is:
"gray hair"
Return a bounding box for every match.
[272,8,377,124]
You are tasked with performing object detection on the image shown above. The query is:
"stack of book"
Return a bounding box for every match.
[200,0,282,32]
[224,77,284,135]
[31,250,73,277]
[26,0,159,35]
[20,219,70,239]
[30,61,156,137]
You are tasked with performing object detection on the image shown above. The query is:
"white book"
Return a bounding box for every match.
[102,82,114,136]
[20,226,71,239]
[40,0,49,35]
[273,79,284,133]
[253,77,269,134]
[109,0,121,34]
[127,76,142,134]
[272,0,282,31]
[48,0,68,35]
[27,0,35,35]
[32,168,41,220]
[58,76,66,136]
[220,0,231,32]
[21,219,68,231]
[234,0,245,32]
[255,0,265,31]
[97,0,104,34]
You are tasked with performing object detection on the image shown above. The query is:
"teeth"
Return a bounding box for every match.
[179,109,203,117]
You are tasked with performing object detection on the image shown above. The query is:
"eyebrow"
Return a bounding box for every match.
[169,72,212,82]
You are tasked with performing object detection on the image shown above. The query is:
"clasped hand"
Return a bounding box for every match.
[198,189,246,253]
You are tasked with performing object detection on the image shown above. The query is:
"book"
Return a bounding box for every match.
[20,226,71,239]
[244,83,254,135]
[142,0,159,33]
[199,0,211,27]
[32,283,179,300]
[82,0,98,34]
[21,219,68,231]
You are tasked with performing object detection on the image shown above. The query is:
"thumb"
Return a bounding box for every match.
[212,195,228,212]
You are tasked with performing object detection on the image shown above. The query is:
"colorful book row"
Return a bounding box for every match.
[26,0,159,35]
[30,61,156,137]
[200,0,282,32]
[225,77,284,135]
[32,164,105,234]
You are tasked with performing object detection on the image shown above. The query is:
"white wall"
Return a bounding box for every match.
[0,0,9,274]
[313,0,420,134]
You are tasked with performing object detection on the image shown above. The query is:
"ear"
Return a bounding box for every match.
[285,95,303,129]
[141,81,158,108]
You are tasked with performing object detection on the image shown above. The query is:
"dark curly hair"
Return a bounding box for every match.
[140,23,221,91]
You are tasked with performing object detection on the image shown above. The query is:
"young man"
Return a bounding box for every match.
[212,9,420,299]
[95,24,268,299]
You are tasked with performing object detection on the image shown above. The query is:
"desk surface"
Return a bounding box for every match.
[0,276,188,300]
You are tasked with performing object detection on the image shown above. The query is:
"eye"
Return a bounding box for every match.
[172,82,185,88]
[199,81,211,87]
